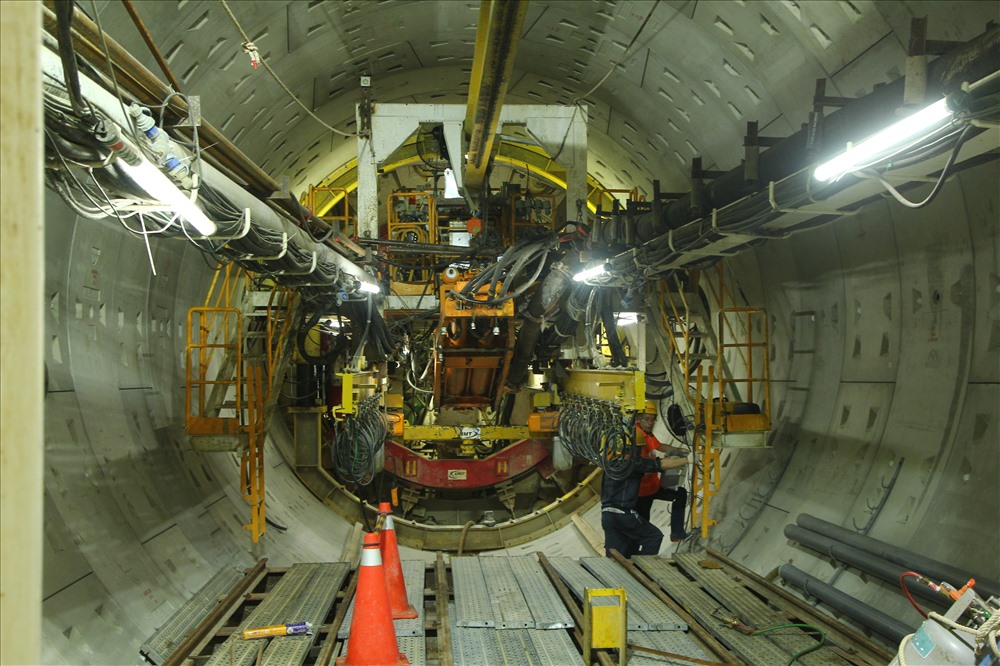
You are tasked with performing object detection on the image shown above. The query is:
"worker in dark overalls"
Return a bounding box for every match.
[600,407,689,558]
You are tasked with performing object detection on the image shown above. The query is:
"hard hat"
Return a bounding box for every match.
[642,400,657,415]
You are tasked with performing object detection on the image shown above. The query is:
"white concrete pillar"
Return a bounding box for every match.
[1,1,44,662]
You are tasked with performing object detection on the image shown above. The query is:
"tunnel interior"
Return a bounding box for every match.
[7,1,999,663]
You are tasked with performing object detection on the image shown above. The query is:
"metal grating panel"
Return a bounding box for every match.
[634,556,794,666]
[451,603,502,665]
[495,628,542,665]
[672,554,846,666]
[338,559,426,638]
[205,564,320,666]
[547,557,647,630]
[581,557,687,630]
[481,558,534,629]
[340,635,426,666]
[452,557,496,627]
[527,627,581,665]
[141,563,245,664]
[508,556,574,629]
[629,630,712,665]
[260,563,350,666]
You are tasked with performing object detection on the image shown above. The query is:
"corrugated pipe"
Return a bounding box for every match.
[779,564,914,643]
[784,524,951,611]
[796,514,1000,599]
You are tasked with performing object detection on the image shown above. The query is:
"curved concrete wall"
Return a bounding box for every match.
[29,1,1000,662]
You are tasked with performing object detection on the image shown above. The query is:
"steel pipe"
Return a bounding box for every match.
[785,524,951,610]
[779,564,914,644]
[796,514,1000,599]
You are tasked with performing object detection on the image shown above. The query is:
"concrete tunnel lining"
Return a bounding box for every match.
[1,1,998,663]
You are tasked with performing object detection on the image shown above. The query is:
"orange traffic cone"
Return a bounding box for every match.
[379,502,418,619]
[336,532,410,666]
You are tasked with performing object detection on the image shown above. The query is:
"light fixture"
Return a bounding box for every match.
[572,262,609,282]
[357,280,380,294]
[116,158,217,235]
[616,312,639,326]
[443,168,461,199]
[813,97,953,183]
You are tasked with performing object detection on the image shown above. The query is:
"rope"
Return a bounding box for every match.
[218,0,356,138]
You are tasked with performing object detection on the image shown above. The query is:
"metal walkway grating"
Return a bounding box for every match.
[204,563,345,666]
[141,563,246,664]
[339,559,426,638]
[580,556,687,630]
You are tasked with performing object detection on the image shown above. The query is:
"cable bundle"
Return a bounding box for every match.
[330,395,387,487]
[557,393,636,480]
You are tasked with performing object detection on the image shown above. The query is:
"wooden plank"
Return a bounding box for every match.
[571,514,604,555]
[436,554,454,666]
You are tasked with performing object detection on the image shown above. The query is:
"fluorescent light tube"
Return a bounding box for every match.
[117,158,217,235]
[813,98,952,183]
[443,168,461,199]
[358,280,380,294]
[573,263,609,282]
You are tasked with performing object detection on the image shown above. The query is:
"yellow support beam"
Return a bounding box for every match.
[562,369,645,412]
[463,0,529,195]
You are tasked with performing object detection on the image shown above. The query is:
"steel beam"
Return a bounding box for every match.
[463,0,529,197]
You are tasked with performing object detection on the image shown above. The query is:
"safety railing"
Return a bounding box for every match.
[186,306,243,436]
[307,185,355,238]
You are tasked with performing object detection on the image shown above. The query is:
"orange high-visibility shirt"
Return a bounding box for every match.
[637,427,661,497]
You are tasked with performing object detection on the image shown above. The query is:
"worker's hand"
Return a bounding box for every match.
[657,444,687,458]
[659,456,688,471]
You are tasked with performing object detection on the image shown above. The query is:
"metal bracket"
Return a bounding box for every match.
[711,208,787,240]
[209,208,253,241]
[172,95,201,128]
[274,251,317,276]
[238,232,288,261]
[768,181,859,217]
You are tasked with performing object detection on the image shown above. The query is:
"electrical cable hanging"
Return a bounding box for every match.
[218,0,357,138]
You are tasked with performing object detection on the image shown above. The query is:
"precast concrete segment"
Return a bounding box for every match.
[507,556,574,629]
[260,562,350,666]
[203,563,319,666]
[634,556,795,666]
[547,556,648,630]
[480,557,535,629]
[340,636,426,666]
[628,630,713,666]
[580,557,687,631]
[673,554,846,666]
[338,560,425,638]
[452,557,496,628]
[141,563,246,663]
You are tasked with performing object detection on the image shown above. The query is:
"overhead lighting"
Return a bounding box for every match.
[443,168,461,199]
[813,97,953,183]
[116,158,217,236]
[357,280,380,294]
[573,262,609,282]
[616,312,639,326]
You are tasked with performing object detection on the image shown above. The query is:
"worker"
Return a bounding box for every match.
[600,413,689,558]
[636,401,691,542]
